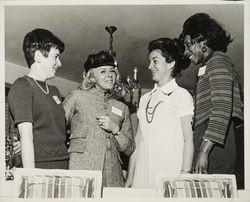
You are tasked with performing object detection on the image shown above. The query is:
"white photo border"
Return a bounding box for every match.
[0,0,249,193]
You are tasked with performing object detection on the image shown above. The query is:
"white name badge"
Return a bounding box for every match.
[112,106,123,117]
[198,65,206,76]
[52,95,61,104]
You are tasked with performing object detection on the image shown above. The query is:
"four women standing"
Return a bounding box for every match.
[7,12,243,189]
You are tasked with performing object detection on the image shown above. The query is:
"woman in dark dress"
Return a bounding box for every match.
[8,28,69,169]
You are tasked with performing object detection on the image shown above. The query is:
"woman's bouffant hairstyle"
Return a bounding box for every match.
[80,50,120,90]
[148,37,191,78]
[179,13,233,52]
[23,28,65,68]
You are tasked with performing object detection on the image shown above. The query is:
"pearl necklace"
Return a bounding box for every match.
[33,78,49,94]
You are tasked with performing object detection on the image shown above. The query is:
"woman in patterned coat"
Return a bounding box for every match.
[179,13,243,174]
[63,51,135,187]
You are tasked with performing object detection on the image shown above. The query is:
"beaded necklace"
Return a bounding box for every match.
[145,91,173,123]
[146,97,163,123]
[33,78,49,94]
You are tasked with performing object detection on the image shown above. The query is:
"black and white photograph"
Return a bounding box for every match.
[0,0,249,201]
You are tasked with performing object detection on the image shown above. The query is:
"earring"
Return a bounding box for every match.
[202,46,207,53]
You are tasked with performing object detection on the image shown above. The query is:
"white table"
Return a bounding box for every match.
[1,181,249,201]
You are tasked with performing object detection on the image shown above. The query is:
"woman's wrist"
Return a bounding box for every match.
[199,138,214,154]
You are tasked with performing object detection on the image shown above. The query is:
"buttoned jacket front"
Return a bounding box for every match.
[63,88,134,186]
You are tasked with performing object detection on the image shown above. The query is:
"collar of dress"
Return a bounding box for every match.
[150,78,178,96]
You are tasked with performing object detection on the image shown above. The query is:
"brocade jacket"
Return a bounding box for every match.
[63,88,135,187]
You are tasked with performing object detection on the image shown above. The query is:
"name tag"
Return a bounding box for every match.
[198,65,206,76]
[52,95,61,104]
[112,106,123,117]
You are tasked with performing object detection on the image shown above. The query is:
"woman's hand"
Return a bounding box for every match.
[124,176,133,188]
[193,151,208,174]
[96,115,119,134]
[193,139,213,174]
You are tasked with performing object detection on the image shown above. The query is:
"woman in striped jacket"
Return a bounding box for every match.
[179,13,243,174]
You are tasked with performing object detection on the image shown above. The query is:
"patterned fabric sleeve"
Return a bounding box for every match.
[118,104,135,156]
[62,90,77,123]
[203,55,234,145]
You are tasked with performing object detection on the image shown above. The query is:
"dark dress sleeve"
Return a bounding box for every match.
[8,77,34,125]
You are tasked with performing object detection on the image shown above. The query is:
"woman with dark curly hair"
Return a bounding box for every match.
[179,13,243,174]
[125,38,194,188]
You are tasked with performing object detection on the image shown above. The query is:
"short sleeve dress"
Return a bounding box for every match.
[8,76,69,168]
[132,78,194,188]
